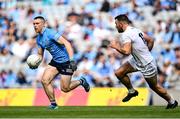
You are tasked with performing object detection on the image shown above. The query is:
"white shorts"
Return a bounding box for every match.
[128,58,158,78]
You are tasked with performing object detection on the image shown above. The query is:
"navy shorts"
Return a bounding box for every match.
[49,60,74,75]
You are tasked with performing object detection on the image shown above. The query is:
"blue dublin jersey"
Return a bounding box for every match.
[36,28,69,63]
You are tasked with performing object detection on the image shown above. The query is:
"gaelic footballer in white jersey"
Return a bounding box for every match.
[109,14,178,109]
[121,26,156,78]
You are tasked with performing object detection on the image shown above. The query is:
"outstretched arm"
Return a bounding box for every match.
[109,40,131,55]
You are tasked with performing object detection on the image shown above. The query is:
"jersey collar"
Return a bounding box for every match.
[126,26,132,30]
[40,27,46,34]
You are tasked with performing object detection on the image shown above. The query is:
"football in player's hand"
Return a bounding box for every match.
[26,54,42,69]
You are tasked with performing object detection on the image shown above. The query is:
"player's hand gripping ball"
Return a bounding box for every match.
[26,54,42,69]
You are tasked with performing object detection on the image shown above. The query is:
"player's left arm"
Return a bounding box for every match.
[56,35,74,60]
[109,40,131,55]
[56,35,77,71]
[143,33,154,51]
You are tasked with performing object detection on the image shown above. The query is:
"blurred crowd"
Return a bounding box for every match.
[0,0,180,89]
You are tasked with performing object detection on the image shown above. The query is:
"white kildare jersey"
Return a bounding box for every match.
[120,26,153,66]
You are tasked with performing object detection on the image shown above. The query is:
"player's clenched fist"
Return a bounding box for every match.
[70,60,77,71]
[109,40,120,50]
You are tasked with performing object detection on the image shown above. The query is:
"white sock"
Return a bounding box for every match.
[128,88,135,93]
[168,98,175,104]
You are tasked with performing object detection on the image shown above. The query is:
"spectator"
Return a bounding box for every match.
[100,0,110,12]
[4,70,16,88]
[16,71,27,86]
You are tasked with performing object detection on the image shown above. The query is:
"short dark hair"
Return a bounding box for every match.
[115,14,131,24]
[34,16,46,21]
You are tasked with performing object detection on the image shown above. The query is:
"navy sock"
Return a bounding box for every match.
[50,101,57,106]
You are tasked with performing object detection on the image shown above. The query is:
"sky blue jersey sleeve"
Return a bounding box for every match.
[36,36,43,49]
[47,29,62,42]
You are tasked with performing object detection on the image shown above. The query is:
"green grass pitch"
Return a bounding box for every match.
[0,106,179,118]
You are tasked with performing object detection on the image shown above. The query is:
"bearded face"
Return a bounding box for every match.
[115,20,124,33]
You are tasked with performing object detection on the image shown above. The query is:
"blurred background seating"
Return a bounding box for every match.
[0,0,180,90]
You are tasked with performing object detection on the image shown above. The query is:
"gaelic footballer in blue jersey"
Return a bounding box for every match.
[32,14,90,109]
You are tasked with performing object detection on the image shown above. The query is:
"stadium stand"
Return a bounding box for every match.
[0,0,180,90]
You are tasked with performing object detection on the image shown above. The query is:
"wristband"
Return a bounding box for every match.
[70,57,74,61]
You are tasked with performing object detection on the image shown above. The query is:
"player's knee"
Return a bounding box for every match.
[61,87,70,93]
[114,70,124,79]
[41,78,49,85]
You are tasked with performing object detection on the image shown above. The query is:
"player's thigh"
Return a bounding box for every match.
[60,74,72,89]
[145,74,158,88]
[115,61,137,77]
[42,65,59,84]
[141,61,158,87]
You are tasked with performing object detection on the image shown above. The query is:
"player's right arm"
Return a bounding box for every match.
[109,40,131,55]
[37,47,44,60]
[143,33,154,51]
